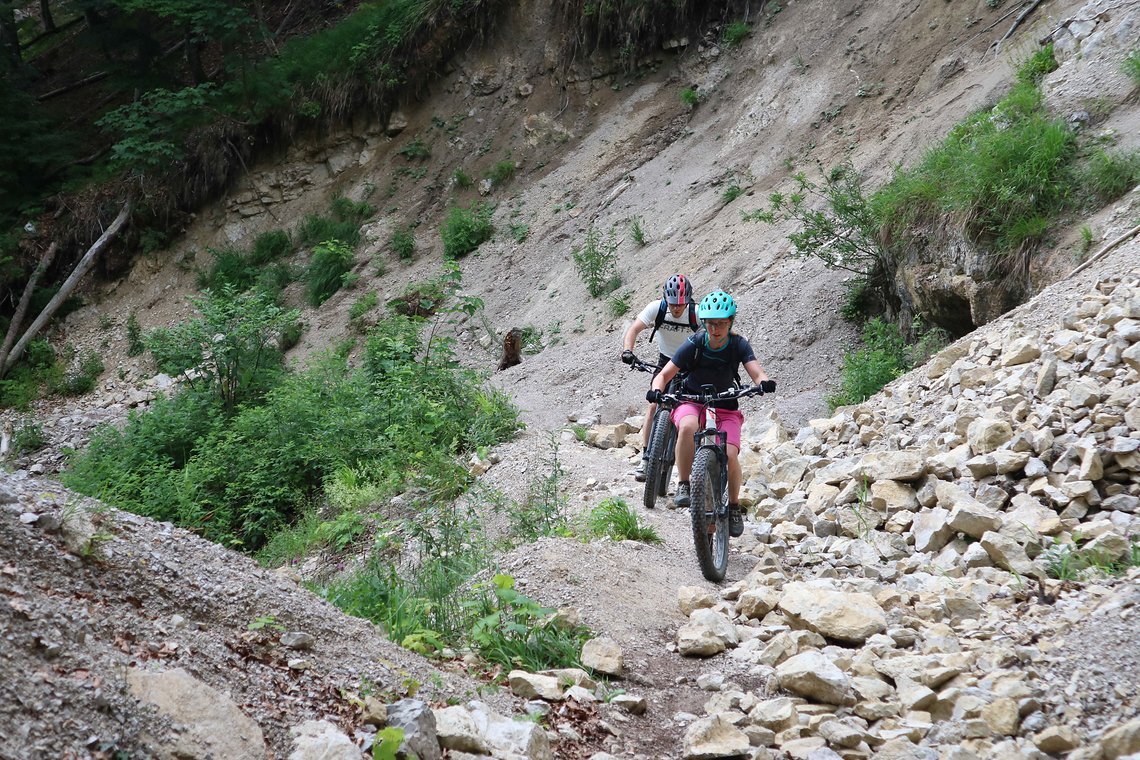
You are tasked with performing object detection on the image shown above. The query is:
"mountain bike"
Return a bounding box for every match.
[655,384,767,582]
[627,355,684,509]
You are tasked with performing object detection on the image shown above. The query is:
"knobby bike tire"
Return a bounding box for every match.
[643,409,672,509]
[690,446,729,582]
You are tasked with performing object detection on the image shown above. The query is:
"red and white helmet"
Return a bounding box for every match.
[663,274,694,305]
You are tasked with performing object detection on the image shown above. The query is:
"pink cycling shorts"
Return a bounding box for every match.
[671,403,745,450]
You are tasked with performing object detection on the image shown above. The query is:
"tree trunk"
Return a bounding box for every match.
[39,0,55,32]
[1,200,132,377]
[0,2,21,68]
[0,242,58,374]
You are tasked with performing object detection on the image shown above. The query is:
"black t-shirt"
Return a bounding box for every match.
[671,331,757,409]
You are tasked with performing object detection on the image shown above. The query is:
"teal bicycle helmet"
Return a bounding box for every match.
[697,290,737,319]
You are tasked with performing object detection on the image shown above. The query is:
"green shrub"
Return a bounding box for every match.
[249,230,293,265]
[54,350,104,396]
[126,313,145,356]
[1083,149,1140,203]
[586,497,661,543]
[453,168,473,189]
[297,214,361,249]
[680,87,699,106]
[0,340,57,408]
[440,204,494,258]
[330,195,375,224]
[630,216,646,245]
[390,228,415,261]
[608,290,631,318]
[306,239,356,307]
[397,137,431,161]
[11,417,46,455]
[572,225,621,298]
[1125,50,1140,86]
[827,318,909,410]
[199,246,257,292]
[722,184,744,204]
[486,160,515,186]
[507,434,569,543]
[1016,43,1058,85]
[509,223,529,243]
[723,21,750,47]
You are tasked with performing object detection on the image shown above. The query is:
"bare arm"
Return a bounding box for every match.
[743,359,770,385]
[653,361,679,392]
[622,318,648,352]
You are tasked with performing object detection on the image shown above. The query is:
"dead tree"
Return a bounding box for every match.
[0,241,58,372]
[0,199,132,377]
[497,327,523,371]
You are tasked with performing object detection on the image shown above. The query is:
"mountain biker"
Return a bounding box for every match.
[621,274,700,481]
[647,290,775,537]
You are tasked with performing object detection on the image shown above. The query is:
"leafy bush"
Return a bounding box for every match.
[11,417,46,455]
[722,184,744,204]
[199,245,258,292]
[297,197,372,249]
[608,290,631,318]
[54,350,104,396]
[827,318,909,410]
[126,313,145,357]
[1016,43,1058,85]
[0,339,57,408]
[249,230,293,265]
[144,287,299,413]
[723,21,750,47]
[441,204,494,258]
[349,291,379,322]
[680,87,699,106]
[306,240,356,307]
[586,497,661,543]
[330,196,375,224]
[509,223,529,243]
[507,434,569,542]
[572,225,621,298]
[390,228,415,261]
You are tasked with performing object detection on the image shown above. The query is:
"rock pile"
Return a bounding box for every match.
[667,273,1140,758]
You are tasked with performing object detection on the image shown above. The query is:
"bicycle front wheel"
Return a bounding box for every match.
[690,447,729,582]
[643,409,672,509]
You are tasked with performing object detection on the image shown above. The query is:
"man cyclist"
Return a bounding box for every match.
[621,274,700,482]
[647,290,775,537]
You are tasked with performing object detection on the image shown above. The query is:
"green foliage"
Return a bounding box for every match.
[96,84,217,173]
[144,287,299,413]
[397,137,431,161]
[54,350,105,396]
[827,318,908,410]
[330,196,375,224]
[1082,149,1140,203]
[572,225,621,298]
[680,87,699,106]
[10,417,46,455]
[629,216,646,245]
[722,184,744,204]
[199,245,258,292]
[306,240,356,307]
[507,434,569,542]
[297,197,372,250]
[349,291,379,322]
[1079,226,1094,256]
[1016,43,1059,86]
[390,228,415,261]
[0,339,57,408]
[247,615,286,632]
[586,497,661,543]
[453,169,473,189]
[509,223,530,243]
[126,313,145,357]
[372,727,405,760]
[1043,538,1140,580]
[839,279,873,323]
[441,204,495,258]
[465,574,591,672]
[1125,50,1140,86]
[723,21,750,47]
[486,160,516,186]
[608,290,631,318]
[249,230,293,265]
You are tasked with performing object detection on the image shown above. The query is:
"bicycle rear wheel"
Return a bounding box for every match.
[643,409,672,509]
[690,447,729,582]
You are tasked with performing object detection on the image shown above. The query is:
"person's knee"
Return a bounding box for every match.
[677,415,699,434]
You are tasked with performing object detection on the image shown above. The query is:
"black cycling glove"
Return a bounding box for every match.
[621,350,635,365]
[646,389,663,403]
[760,380,777,394]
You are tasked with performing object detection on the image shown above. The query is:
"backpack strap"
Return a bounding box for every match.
[647,299,667,342]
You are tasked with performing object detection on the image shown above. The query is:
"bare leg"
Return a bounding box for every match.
[674,413,700,482]
[640,401,658,451]
[727,443,741,503]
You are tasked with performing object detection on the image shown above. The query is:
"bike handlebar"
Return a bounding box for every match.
[625,354,658,374]
[658,384,766,406]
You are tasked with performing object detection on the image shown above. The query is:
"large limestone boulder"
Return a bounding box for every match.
[856,451,927,481]
[967,417,1013,454]
[508,670,565,701]
[432,706,490,754]
[777,582,887,644]
[678,609,739,657]
[581,637,623,676]
[776,651,855,705]
[681,714,750,759]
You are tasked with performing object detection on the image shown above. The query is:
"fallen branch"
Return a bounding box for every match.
[36,70,109,102]
[1067,223,1140,279]
[0,242,58,373]
[1,199,133,377]
[993,0,1045,55]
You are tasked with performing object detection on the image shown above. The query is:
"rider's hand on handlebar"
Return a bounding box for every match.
[760,380,776,394]
[621,350,635,365]
[646,389,663,403]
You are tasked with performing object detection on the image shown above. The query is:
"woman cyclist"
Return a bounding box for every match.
[647,290,775,536]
